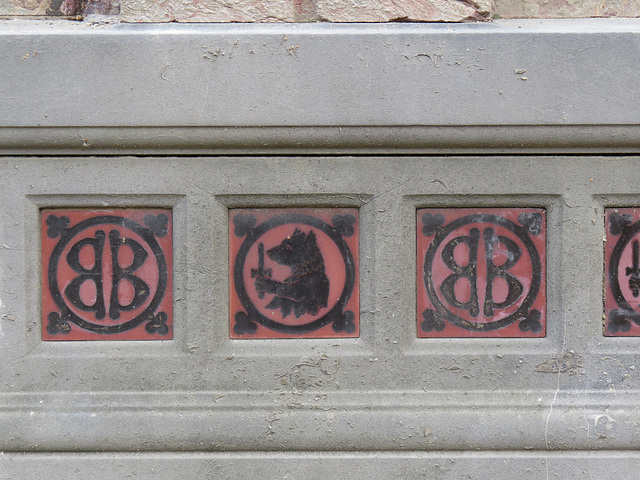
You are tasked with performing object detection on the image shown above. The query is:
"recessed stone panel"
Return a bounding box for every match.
[229,208,359,339]
[417,208,546,338]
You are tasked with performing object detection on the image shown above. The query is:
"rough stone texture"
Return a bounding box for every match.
[2,0,639,19]
[493,0,640,18]
[316,0,489,22]
[0,0,118,16]
[121,0,296,22]
[118,0,489,22]
[0,0,49,15]
[119,0,489,23]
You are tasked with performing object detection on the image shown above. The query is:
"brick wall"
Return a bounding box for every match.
[1,0,638,20]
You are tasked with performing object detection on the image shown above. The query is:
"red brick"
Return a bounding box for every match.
[119,0,488,23]
[317,0,489,22]
[121,0,296,23]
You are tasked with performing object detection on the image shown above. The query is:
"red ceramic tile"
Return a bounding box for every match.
[603,208,640,336]
[230,208,359,339]
[42,209,173,341]
[417,208,546,338]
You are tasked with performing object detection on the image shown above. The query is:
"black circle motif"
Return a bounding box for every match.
[234,213,356,335]
[608,218,640,328]
[47,215,168,335]
[423,214,542,332]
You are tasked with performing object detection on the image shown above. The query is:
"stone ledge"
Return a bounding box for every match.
[2,20,639,151]
[0,390,637,451]
[1,125,639,155]
[3,452,640,479]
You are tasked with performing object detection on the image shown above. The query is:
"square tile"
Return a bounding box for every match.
[604,208,640,336]
[417,208,546,338]
[41,209,173,341]
[229,208,359,339]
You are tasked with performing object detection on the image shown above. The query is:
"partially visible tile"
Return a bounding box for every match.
[42,209,172,341]
[604,208,640,336]
[418,208,546,338]
[230,208,359,339]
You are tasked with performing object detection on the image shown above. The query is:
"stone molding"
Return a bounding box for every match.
[1,19,639,155]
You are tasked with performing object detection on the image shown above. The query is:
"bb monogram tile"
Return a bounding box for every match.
[41,209,173,341]
[417,208,546,338]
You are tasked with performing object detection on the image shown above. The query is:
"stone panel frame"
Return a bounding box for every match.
[24,194,188,352]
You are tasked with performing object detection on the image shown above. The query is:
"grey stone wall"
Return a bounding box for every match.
[1,20,640,478]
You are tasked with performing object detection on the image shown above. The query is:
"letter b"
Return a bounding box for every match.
[108,230,150,320]
[439,228,480,317]
[64,230,106,319]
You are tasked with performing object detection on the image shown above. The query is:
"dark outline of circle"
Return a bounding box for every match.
[608,220,640,325]
[234,213,355,334]
[423,213,542,332]
[48,215,168,334]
